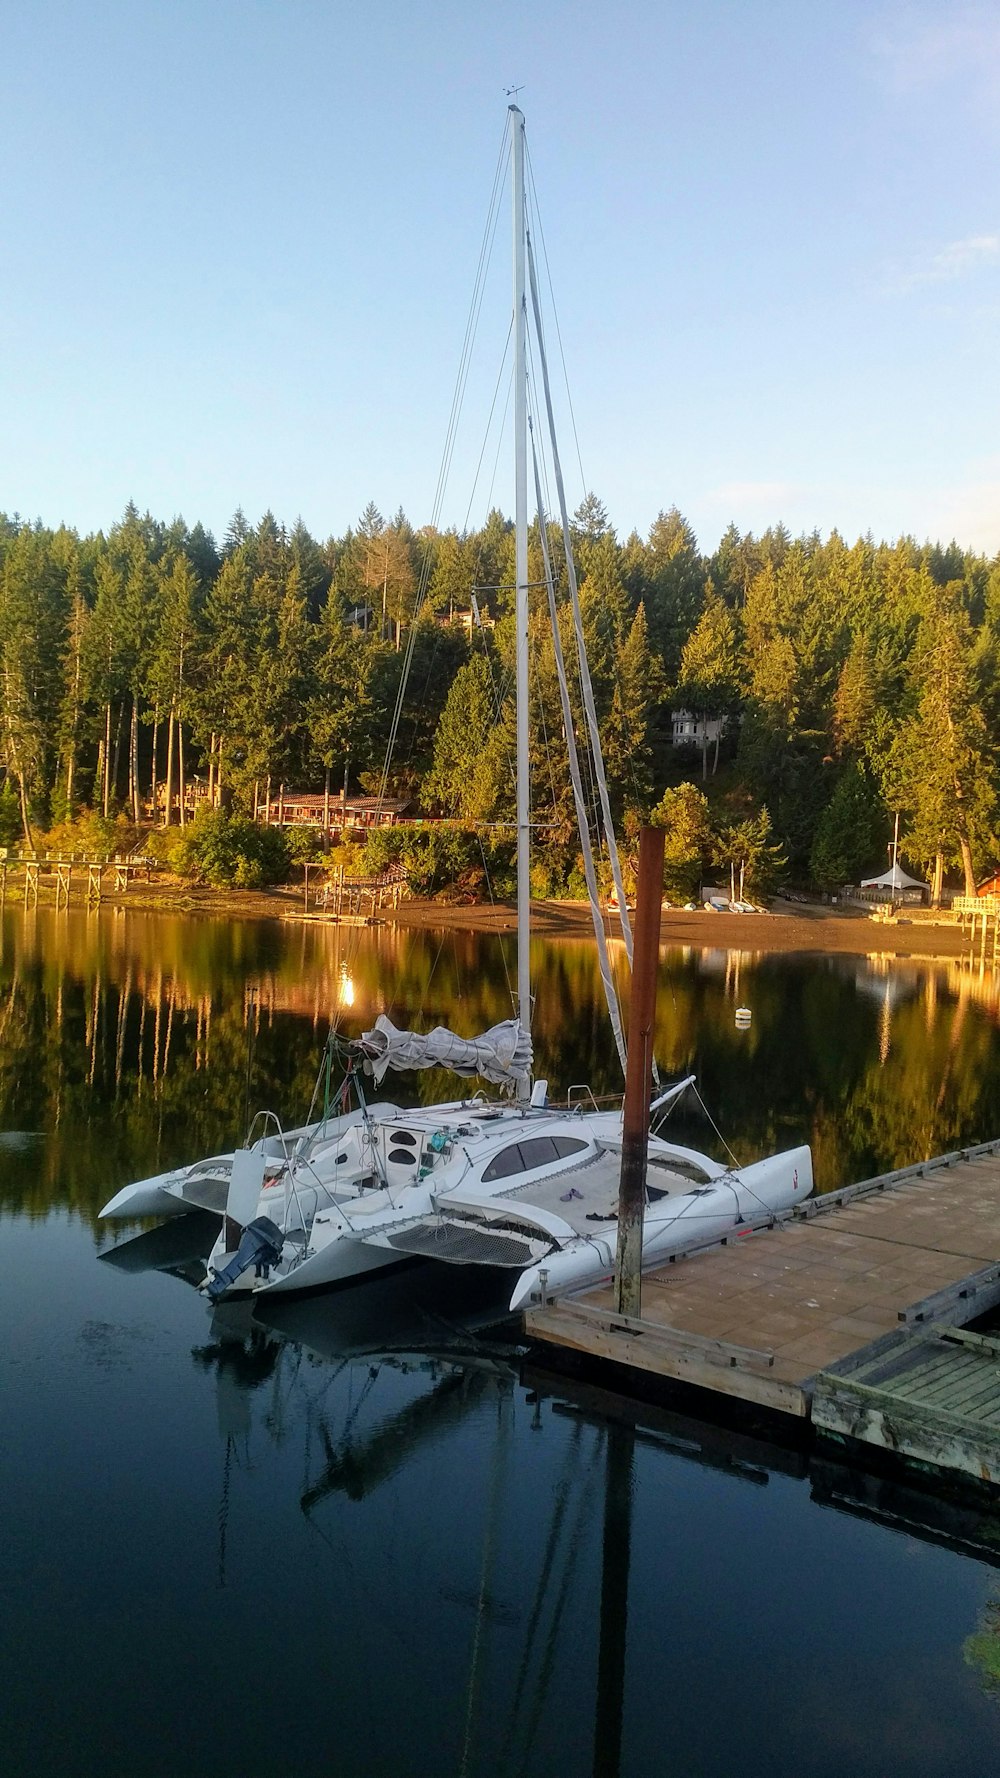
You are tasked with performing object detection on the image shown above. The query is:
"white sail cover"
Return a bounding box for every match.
[357,1015,532,1092]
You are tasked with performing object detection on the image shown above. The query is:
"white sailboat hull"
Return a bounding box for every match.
[99,1169,213,1221]
[253,1234,406,1295]
[508,1145,813,1310]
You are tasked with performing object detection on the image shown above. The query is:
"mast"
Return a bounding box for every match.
[511,103,531,1091]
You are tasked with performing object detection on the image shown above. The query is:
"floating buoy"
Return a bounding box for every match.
[735,1006,752,1028]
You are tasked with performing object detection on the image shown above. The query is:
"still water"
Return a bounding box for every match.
[2,906,1000,1777]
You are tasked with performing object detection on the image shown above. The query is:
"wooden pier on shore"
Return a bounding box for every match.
[292,862,407,922]
[953,894,1000,962]
[0,853,155,908]
[524,1141,1000,1488]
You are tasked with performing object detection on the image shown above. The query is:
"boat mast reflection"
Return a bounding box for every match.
[106,1226,1000,1774]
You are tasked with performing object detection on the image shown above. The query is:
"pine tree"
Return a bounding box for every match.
[809,762,886,891]
[675,584,739,779]
[650,781,711,902]
[643,507,704,676]
[425,655,507,820]
[887,603,997,895]
[603,604,664,812]
[712,808,786,902]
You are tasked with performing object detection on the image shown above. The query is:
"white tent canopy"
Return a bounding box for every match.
[860,862,927,891]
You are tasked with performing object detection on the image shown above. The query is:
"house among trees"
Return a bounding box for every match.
[976,870,1000,899]
[260,793,411,831]
[671,709,724,751]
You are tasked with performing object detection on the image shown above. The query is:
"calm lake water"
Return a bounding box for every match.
[3,905,1000,1776]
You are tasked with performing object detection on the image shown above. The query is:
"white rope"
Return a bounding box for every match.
[525,230,634,967]
[531,428,627,1077]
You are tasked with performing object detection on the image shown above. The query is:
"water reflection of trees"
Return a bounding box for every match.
[5,907,1000,1225]
[177,1286,1000,1769]
[965,1595,1000,1697]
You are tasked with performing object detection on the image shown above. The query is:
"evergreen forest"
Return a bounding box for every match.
[2,495,999,901]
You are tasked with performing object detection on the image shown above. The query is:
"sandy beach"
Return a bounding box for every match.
[93,877,972,960]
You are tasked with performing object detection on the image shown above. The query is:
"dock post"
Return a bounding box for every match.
[614,825,664,1318]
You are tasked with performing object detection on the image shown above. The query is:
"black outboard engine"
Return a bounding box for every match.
[205,1217,285,1302]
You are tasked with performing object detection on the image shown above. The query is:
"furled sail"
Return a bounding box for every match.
[355,1015,532,1092]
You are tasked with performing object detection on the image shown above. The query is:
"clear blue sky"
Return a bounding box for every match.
[3,1,999,554]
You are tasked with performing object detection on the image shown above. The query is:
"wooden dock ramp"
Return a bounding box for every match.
[812,1326,1000,1486]
[524,1142,1000,1485]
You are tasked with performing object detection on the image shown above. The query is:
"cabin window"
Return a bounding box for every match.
[482,1135,588,1182]
[552,1137,588,1160]
[482,1144,526,1181]
[388,1148,417,1166]
[390,1130,417,1146]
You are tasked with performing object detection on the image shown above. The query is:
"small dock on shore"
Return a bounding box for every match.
[0,853,155,907]
[524,1141,1000,1488]
[287,863,407,923]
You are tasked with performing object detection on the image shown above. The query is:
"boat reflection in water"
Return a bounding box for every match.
[197,1274,642,1777]
[102,1224,1000,1776]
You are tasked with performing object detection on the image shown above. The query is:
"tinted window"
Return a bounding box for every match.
[388,1148,416,1166]
[390,1130,416,1146]
[518,1137,558,1168]
[482,1144,525,1182]
[552,1137,588,1160]
[482,1135,586,1182]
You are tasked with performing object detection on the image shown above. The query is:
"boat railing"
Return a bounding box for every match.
[566,1085,622,1114]
[245,1109,327,1260]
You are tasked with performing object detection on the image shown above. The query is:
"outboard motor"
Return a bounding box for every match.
[205,1217,285,1302]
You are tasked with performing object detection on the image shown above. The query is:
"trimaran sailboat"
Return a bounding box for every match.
[101,107,812,1306]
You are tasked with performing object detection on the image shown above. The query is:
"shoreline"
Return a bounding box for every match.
[18,878,973,960]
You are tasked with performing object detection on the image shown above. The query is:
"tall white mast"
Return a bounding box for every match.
[511,103,531,1090]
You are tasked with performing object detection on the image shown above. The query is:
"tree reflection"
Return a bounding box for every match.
[4,906,1000,1226]
[965,1596,1000,1697]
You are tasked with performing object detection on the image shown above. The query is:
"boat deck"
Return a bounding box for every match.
[524,1141,1000,1484]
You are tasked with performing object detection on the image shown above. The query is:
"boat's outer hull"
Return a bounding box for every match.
[99,1171,198,1221]
[508,1144,813,1310]
[257,1233,403,1294]
[207,1228,405,1299]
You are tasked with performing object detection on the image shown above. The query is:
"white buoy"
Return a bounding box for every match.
[735,1006,752,1028]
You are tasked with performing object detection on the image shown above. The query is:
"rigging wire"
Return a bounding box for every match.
[525,224,634,961]
[376,124,510,812]
[526,142,653,826]
[433,128,511,529]
[525,144,587,497]
[462,324,513,538]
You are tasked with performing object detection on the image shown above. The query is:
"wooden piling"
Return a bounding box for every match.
[614,826,665,1319]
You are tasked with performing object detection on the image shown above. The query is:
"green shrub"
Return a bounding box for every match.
[530,847,572,899]
[284,825,326,864]
[365,824,516,898]
[151,808,291,886]
[0,783,23,848]
[37,812,131,861]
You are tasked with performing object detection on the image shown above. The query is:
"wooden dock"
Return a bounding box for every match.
[0,854,154,907]
[524,1141,1000,1488]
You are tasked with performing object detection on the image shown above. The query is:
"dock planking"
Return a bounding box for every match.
[524,1141,1000,1483]
[812,1326,1000,1486]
